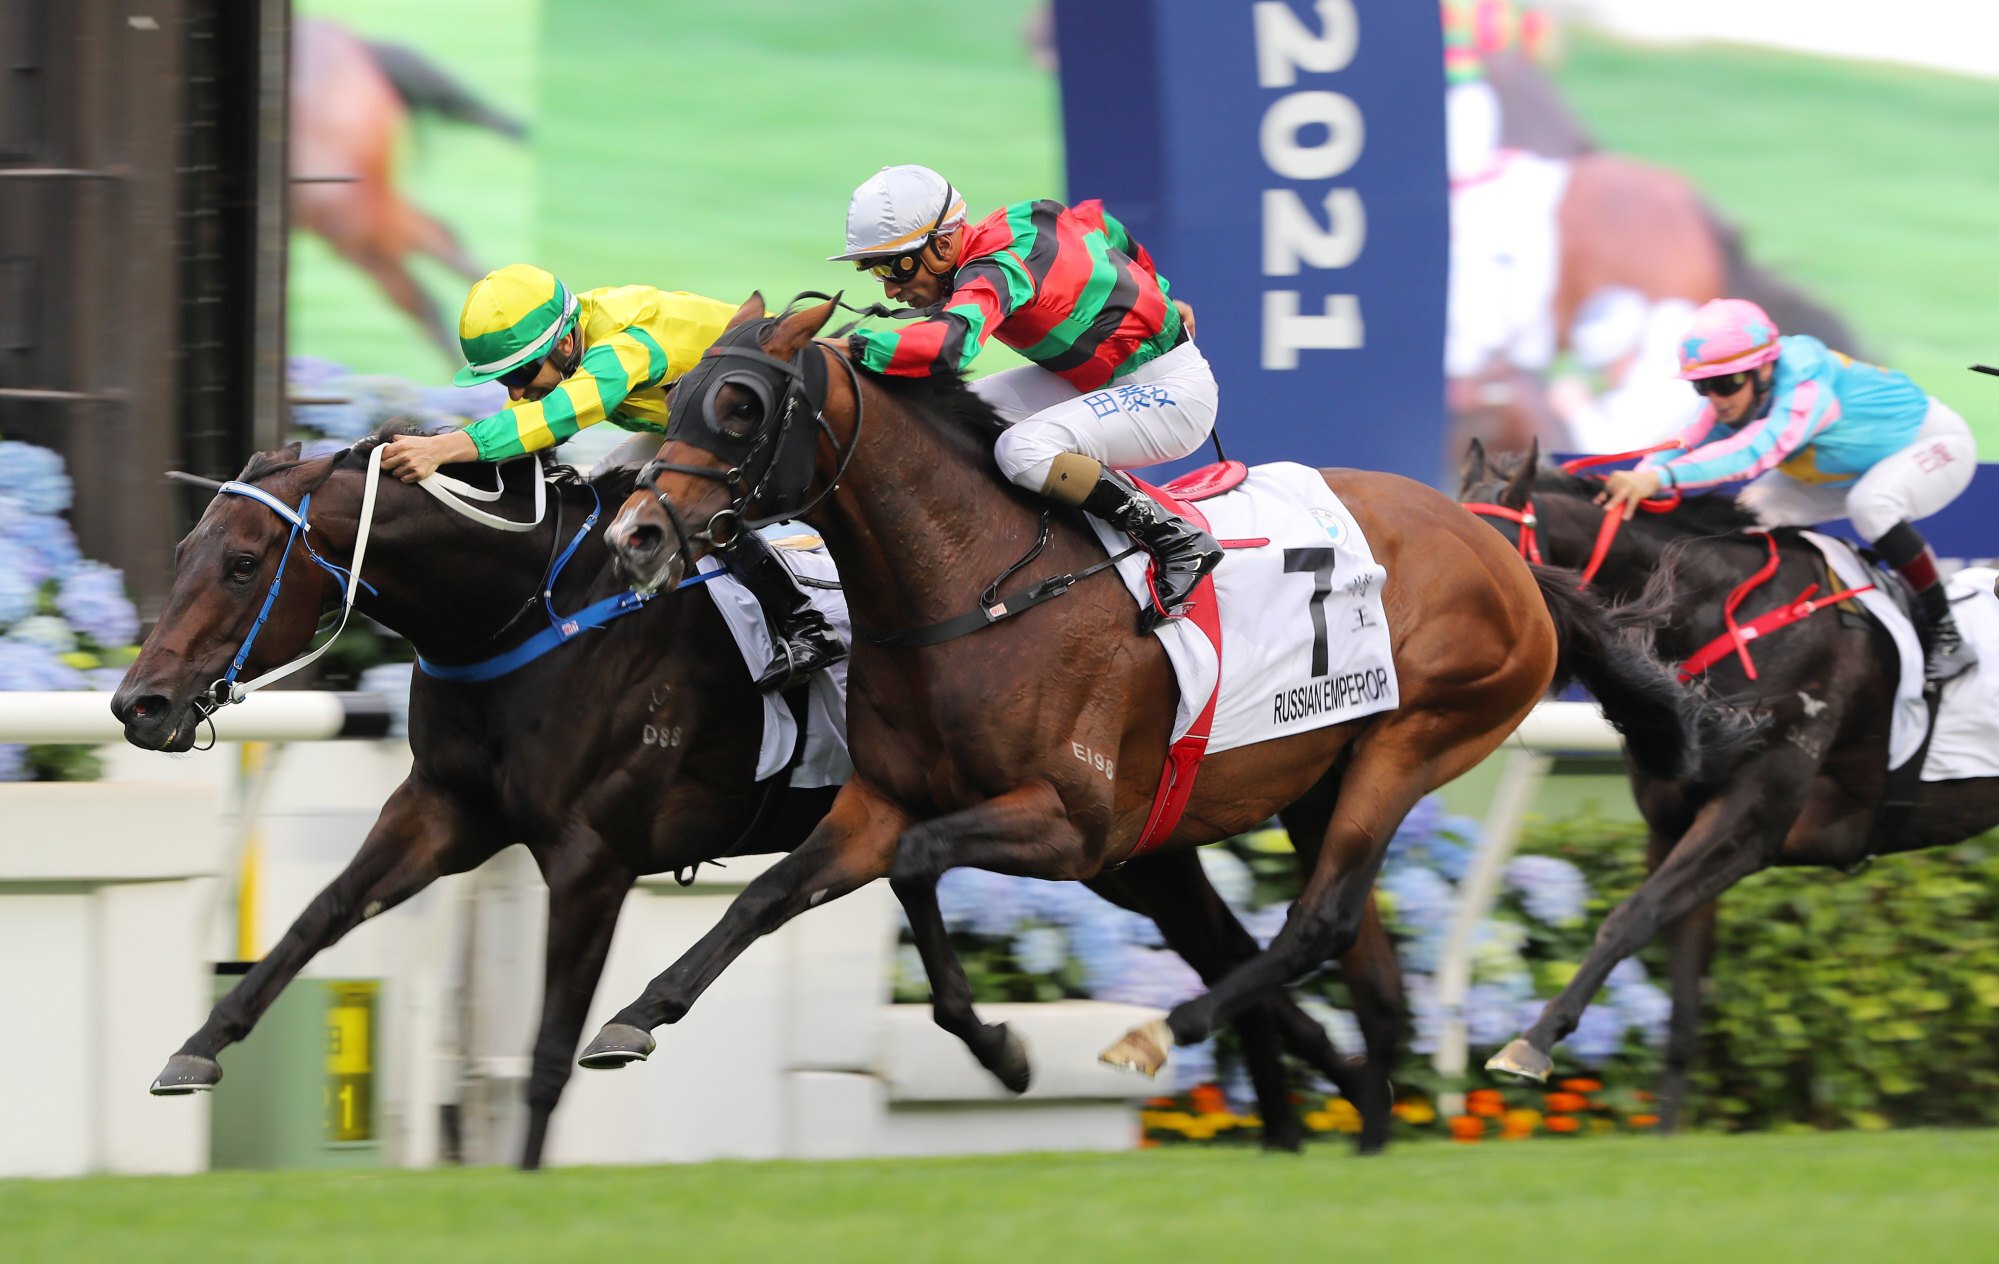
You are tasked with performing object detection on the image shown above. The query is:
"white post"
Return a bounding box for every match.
[1432,747,1551,1116]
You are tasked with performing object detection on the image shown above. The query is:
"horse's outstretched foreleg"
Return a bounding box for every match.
[151,778,494,1094]
[1489,778,1798,1082]
[1656,895,1718,1133]
[577,780,906,1068]
[518,833,635,1170]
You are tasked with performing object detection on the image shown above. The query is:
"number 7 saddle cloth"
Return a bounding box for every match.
[1088,460,1400,754]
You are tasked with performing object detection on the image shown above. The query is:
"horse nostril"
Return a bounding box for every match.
[127,694,169,721]
[625,524,663,555]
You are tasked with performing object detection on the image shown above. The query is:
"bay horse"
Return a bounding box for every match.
[293,19,523,356]
[582,295,1732,1099]
[1459,442,1999,1125]
[110,429,1396,1160]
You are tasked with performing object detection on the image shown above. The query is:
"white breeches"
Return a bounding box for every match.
[980,340,1220,490]
[1737,399,1977,541]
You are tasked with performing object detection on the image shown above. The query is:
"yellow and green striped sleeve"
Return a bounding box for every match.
[463,327,669,461]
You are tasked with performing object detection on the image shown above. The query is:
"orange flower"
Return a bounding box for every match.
[1467,1088,1506,1117]
[1545,1115,1581,1133]
[1500,1108,1541,1140]
[1634,1090,1657,1103]
[1543,1091,1588,1114]
[1449,1114,1486,1143]
[1558,1078,1603,1094]
[1189,1084,1228,1116]
[1629,1114,1660,1128]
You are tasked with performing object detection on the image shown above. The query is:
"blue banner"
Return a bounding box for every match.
[1054,0,1448,483]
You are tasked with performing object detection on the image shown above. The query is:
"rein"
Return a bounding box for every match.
[1461,443,1682,587]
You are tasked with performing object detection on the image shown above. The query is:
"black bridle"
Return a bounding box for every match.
[633,314,864,577]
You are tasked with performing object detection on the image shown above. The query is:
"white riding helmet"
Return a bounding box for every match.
[829,164,968,262]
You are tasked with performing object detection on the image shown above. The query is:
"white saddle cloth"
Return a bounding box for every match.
[1091,461,1400,753]
[696,529,854,788]
[1800,534,1999,780]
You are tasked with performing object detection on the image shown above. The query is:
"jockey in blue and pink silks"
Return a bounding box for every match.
[1601,297,1979,681]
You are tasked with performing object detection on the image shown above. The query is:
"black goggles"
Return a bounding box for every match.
[1691,371,1755,398]
[497,356,548,391]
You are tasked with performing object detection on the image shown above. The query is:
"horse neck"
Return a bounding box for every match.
[311,462,582,660]
[1546,493,1786,607]
[805,370,1059,630]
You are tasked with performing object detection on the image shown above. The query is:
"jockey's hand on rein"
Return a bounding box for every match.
[1596,466,1663,520]
[380,431,478,483]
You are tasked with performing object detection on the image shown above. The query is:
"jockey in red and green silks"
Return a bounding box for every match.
[1601,297,1979,681]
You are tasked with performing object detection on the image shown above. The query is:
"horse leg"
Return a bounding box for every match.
[892,874,1035,1094]
[577,780,906,1067]
[1091,852,1308,1154]
[1489,780,1797,1082]
[1278,770,1406,1155]
[517,832,635,1170]
[1656,896,1718,1133]
[403,198,484,280]
[152,779,493,1093]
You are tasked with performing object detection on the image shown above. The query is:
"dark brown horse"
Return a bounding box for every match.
[293,20,522,356]
[579,296,1727,1101]
[1460,443,1999,1124]
[111,431,1392,1160]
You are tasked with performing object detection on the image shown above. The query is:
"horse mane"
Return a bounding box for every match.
[853,364,1009,444]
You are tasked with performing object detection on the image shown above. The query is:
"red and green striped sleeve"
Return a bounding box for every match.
[463,327,669,460]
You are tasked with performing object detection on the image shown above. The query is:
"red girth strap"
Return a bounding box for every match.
[1675,531,1875,682]
[1128,481,1225,860]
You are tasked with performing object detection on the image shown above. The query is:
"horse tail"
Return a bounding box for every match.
[1701,200,1865,357]
[1529,561,1707,781]
[364,39,527,141]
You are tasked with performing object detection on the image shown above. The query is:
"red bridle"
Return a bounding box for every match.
[1461,443,1682,587]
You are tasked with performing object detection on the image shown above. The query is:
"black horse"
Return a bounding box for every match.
[111,428,1402,1161]
[1460,441,1999,1125]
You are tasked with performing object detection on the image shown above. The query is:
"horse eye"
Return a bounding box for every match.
[731,400,755,418]
[229,555,259,581]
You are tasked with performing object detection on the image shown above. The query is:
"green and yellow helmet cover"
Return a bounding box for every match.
[454,263,580,386]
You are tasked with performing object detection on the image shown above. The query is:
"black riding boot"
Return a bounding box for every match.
[1877,520,1978,683]
[726,530,846,692]
[1079,468,1223,634]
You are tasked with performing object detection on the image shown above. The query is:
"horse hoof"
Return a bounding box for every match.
[150,1054,222,1096]
[577,1023,655,1070]
[1098,1018,1173,1078]
[989,1024,1033,1095]
[1485,1038,1554,1083]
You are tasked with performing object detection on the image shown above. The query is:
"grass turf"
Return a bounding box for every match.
[3,1130,1992,1263]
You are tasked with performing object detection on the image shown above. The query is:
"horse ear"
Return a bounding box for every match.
[727,292,767,331]
[1458,437,1489,492]
[766,294,838,359]
[282,441,303,462]
[1499,438,1538,510]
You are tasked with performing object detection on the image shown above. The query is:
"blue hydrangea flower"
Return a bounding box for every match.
[1505,854,1590,927]
[0,544,38,626]
[1011,926,1069,976]
[0,742,27,782]
[1196,846,1255,911]
[56,562,139,648]
[9,512,81,584]
[1566,1002,1629,1066]
[0,441,73,514]
[287,355,350,390]
[1379,864,1455,940]
[357,662,413,738]
[88,666,129,693]
[1096,946,1202,1010]
[1168,1038,1216,1094]
[1611,978,1673,1047]
[0,639,87,691]
[1067,915,1140,993]
[0,493,27,537]
[1244,903,1292,950]
[5,615,76,655]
